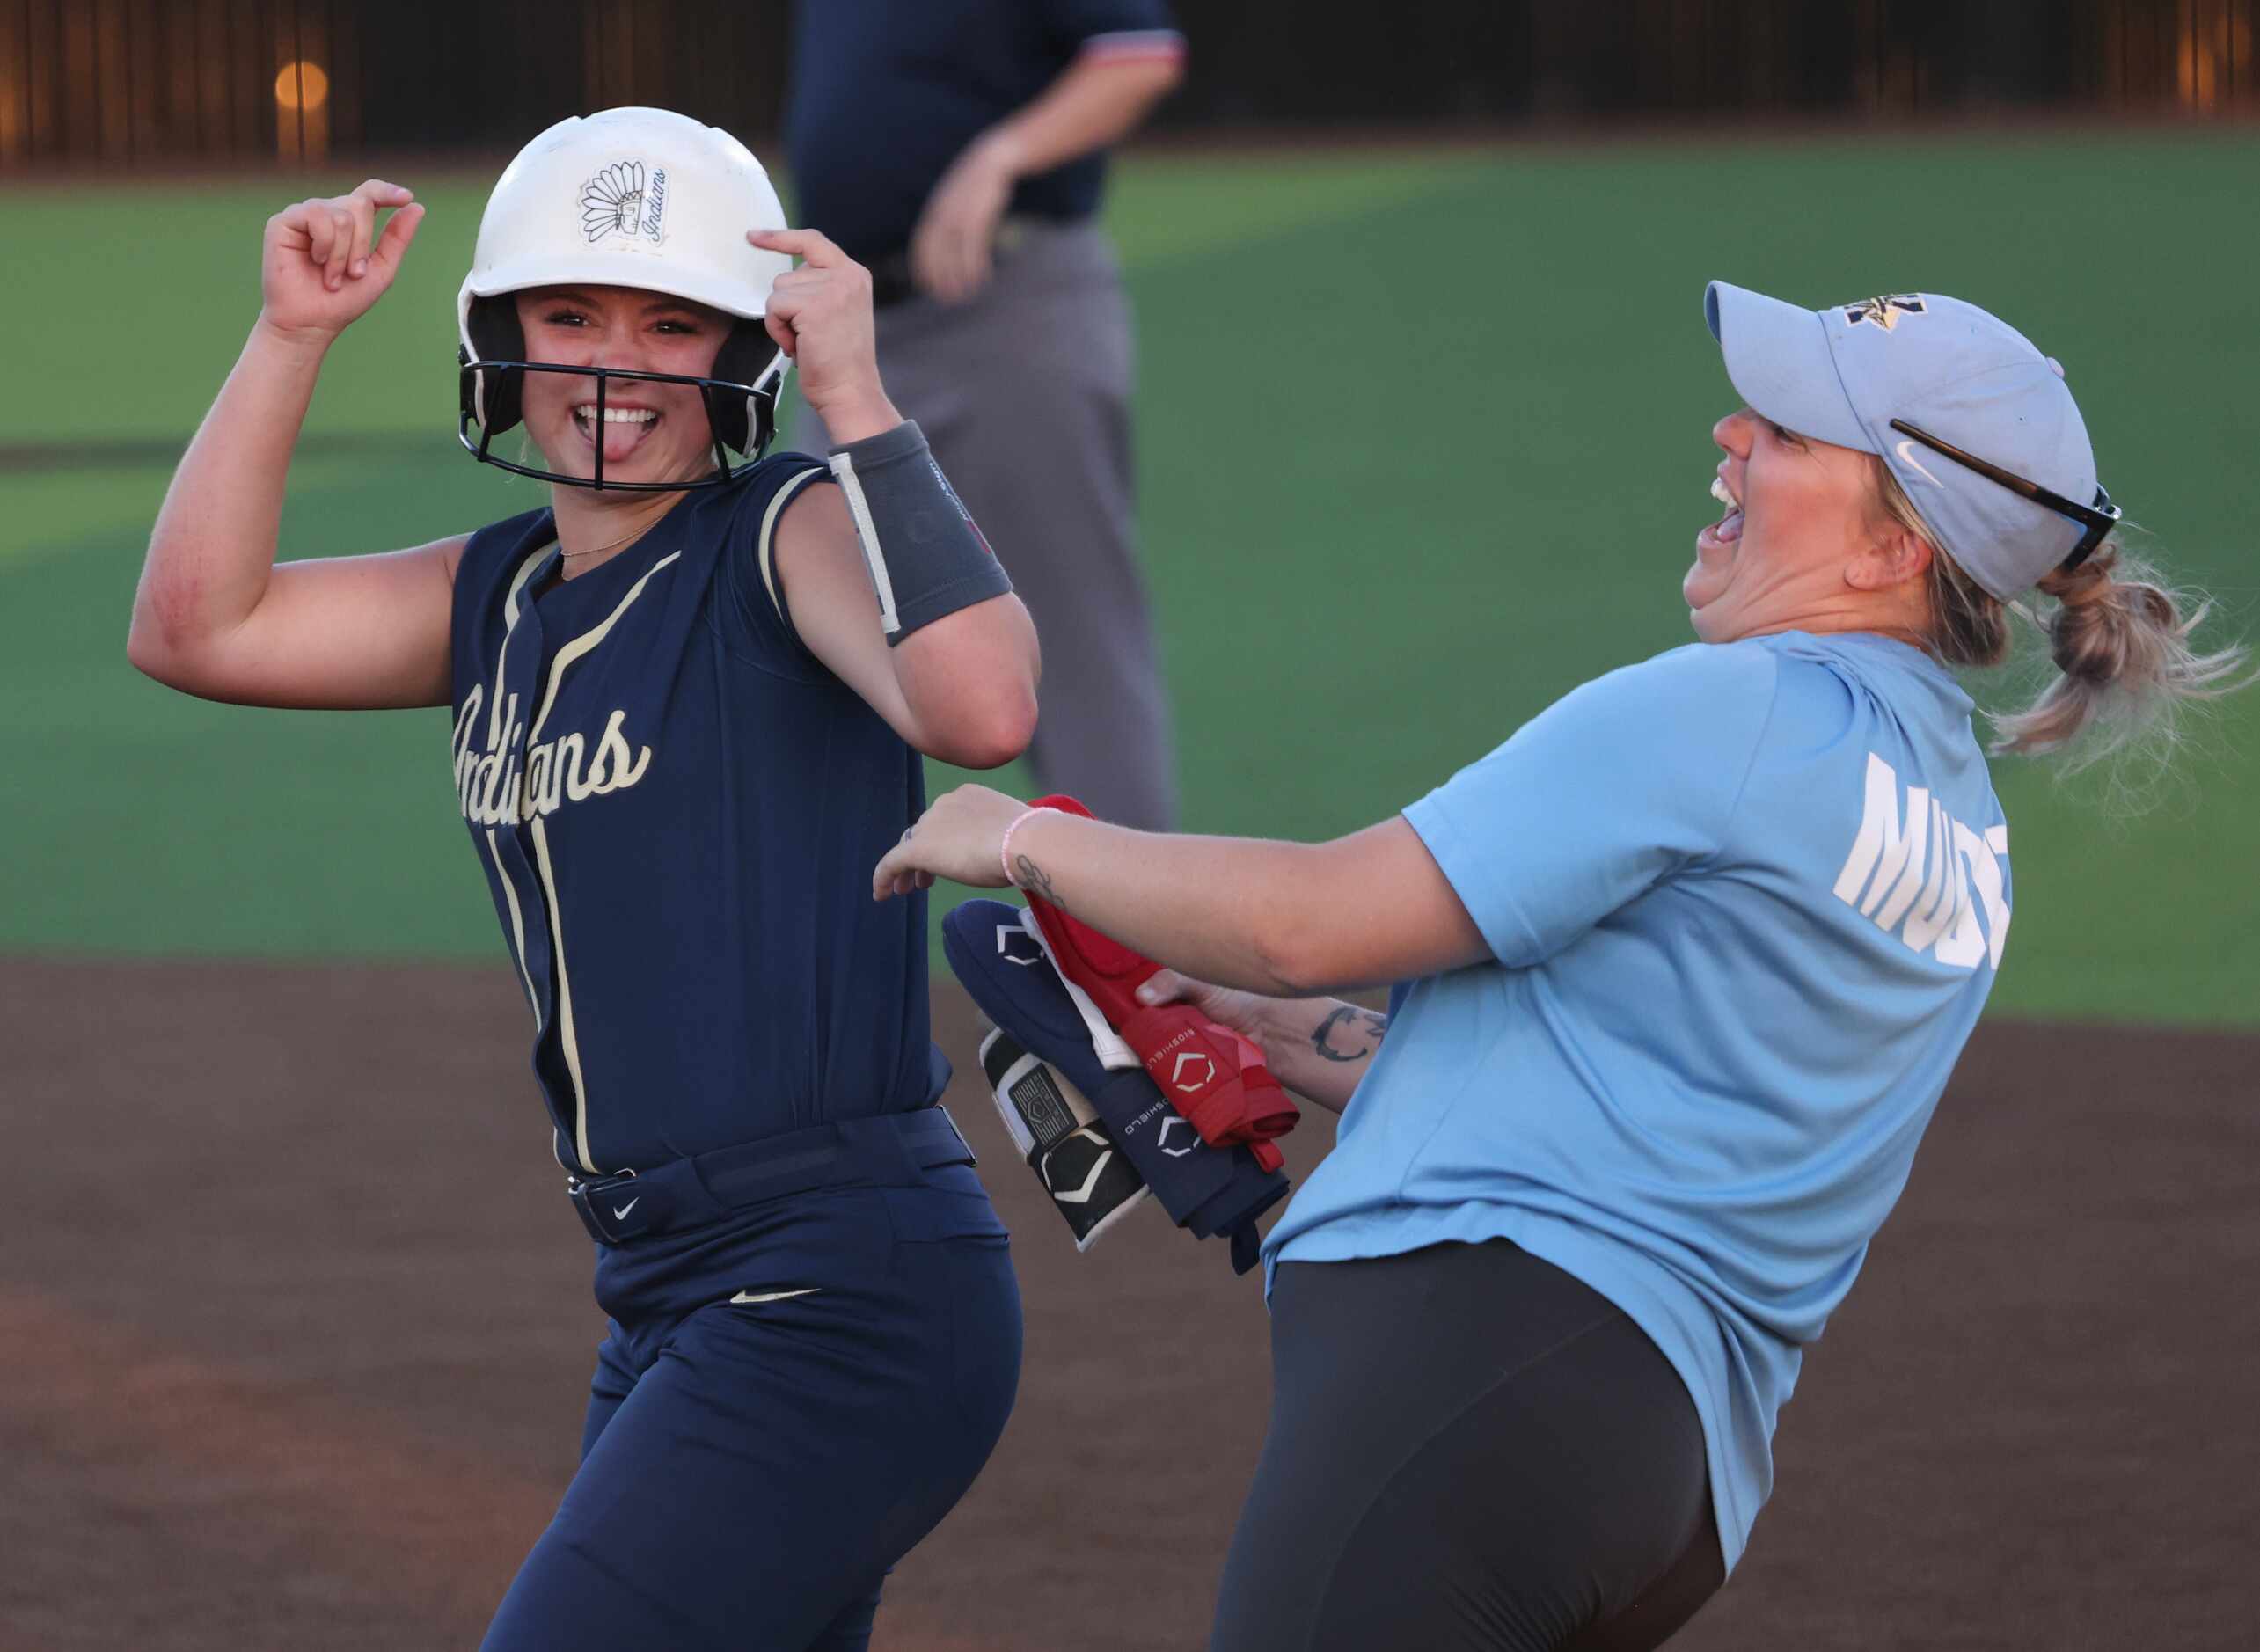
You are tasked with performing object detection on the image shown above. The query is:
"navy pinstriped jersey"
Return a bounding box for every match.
[449,455,946,1177]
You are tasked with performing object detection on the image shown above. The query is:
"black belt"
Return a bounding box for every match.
[867,250,918,311]
[566,1106,976,1245]
[864,219,1041,310]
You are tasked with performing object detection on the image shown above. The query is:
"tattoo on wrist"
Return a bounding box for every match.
[1313,1005,1388,1063]
[1013,854,1065,910]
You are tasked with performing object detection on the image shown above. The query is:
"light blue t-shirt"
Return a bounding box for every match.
[1264,632,2013,1573]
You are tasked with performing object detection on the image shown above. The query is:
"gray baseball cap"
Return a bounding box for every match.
[1705,281,2117,598]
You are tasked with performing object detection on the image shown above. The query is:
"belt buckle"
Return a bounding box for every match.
[568,1167,650,1242]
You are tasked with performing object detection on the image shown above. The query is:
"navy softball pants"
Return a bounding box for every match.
[480,1176,1021,1651]
[1211,1240,1723,1652]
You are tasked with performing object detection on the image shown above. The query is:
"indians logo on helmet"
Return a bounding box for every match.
[580,160,668,245]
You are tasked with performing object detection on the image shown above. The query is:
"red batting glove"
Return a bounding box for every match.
[1019,795,1298,1172]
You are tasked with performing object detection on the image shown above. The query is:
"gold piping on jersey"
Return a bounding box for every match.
[488,545,552,753]
[530,814,600,1173]
[529,552,685,742]
[483,828,540,1026]
[519,548,684,1176]
[503,545,547,627]
[757,466,830,625]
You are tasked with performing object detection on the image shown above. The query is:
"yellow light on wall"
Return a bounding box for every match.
[275,61,332,164]
[274,62,330,113]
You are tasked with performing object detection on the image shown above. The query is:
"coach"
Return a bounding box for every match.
[874,279,2251,1648]
[785,0,1187,830]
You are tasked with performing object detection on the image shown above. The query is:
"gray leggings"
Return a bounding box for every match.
[1213,1241,1722,1652]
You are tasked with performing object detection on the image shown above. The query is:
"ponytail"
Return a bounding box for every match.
[1990,545,2250,768]
[1869,455,2251,783]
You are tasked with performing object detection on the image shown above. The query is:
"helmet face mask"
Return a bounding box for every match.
[457,107,797,493]
[457,299,789,493]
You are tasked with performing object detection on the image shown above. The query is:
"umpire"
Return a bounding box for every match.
[785,0,1187,830]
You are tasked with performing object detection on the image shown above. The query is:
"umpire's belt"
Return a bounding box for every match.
[566,1105,975,1246]
[866,217,1040,309]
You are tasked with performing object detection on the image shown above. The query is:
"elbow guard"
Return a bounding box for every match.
[827,420,1013,645]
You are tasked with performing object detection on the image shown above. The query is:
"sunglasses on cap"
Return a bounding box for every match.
[1888,418,2122,571]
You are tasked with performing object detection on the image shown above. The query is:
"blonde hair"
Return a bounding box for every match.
[1869,457,2251,778]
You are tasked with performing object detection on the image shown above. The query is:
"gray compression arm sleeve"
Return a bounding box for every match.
[827,420,1013,646]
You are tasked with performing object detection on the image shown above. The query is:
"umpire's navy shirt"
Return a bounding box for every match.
[785,0,1183,267]
[450,456,945,1177]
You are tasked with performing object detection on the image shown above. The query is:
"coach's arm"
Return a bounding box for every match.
[874,787,1491,998]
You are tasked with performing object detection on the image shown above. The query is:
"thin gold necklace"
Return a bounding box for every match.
[557,522,653,561]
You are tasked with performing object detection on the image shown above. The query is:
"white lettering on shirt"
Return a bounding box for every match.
[1832,752,2008,972]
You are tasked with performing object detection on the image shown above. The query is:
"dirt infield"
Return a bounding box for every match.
[3,956,2254,1650]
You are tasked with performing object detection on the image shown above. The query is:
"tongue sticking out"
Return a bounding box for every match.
[579,409,658,471]
[1715,508,1744,545]
[603,422,647,467]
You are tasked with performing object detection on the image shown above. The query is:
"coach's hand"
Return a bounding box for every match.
[874,785,1027,900]
[259,179,424,344]
[1134,968,1277,1049]
[750,228,902,446]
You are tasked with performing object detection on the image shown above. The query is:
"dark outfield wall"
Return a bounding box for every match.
[1,0,2252,168]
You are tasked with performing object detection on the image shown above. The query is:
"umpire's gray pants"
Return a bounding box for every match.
[796,219,1178,831]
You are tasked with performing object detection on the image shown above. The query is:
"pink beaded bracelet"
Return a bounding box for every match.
[998,806,1048,887]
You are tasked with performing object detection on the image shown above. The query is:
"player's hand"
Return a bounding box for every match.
[873,784,1028,900]
[750,228,900,443]
[910,134,1020,304]
[258,180,424,344]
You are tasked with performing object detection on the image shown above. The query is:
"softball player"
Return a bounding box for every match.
[876,283,2249,1648]
[131,108,1038,1649]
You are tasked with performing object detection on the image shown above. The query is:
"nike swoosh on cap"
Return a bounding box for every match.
[1893,439,1947,489]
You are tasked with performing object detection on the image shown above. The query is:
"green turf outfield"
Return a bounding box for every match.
[3,131,2255,1024]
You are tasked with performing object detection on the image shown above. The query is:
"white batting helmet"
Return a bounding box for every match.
[456,106,796,488]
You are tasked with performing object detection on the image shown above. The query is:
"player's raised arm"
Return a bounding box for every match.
[754,227,1040,769]
[128,180,464,711]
